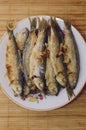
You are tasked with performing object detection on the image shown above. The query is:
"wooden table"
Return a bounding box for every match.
[0,0,86,130]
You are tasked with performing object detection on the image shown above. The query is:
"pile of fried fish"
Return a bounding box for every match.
[6,17,80,100]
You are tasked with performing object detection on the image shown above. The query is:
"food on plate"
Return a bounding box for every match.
[6,25,23,96]
[63,21,80,89]
[15,28,29,51]
[23,18,38,89]
[49,18,67,87]
[5,16,80,101]
[45,27,59,95]
[30,19,48,91]
[6,23,30,97]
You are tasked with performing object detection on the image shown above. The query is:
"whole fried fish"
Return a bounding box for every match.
[30,19,48,91]
[6,28,24,96]
[45,28,59,95]
[64,21,80,89]
[49,18,67,87]
[15,28,29,51]
[23,18,38,91]
[15,28,30,96]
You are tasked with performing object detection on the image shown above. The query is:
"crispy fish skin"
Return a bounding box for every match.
[45,29,59,95]
[50,19,75,99]
[45,57,58,95]
[6,29,22,96]
[64,21,80,89]
[23,31,37,84]
[22,18,38,92]
[15,27,30,97]
[15,28,29,51]
[30,19,48,91]
[49,19,67,87]
[6,25,30,97]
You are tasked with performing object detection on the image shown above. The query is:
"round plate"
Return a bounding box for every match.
[0,16,86,111]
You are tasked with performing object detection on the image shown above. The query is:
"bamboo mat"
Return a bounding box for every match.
[0,0,86,130]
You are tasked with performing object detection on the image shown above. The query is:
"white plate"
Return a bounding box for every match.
[0,16,86,111]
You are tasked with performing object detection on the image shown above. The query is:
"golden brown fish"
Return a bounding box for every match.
[64,21,80,89]
[30,19,48,91]
[45,28,59,95]
[49,18,67,87]
[6,28,22,96]
[23,18,38,87]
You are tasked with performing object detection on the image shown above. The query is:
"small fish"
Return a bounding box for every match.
[23,18,38,89]
[30,19,48,91]
[49,18,75,99]
[64,21,80,89]
[15,28,29,51]
[49,18,67,87]
[45,28,59,95]
[15,28,30,96]
[6,27,23,96]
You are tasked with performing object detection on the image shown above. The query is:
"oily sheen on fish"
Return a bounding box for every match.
[30,19,48,91]
[22,18,38,92]
[64,21,80,89]
[45,27,59,95]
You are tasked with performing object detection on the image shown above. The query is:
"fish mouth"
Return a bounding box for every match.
[33,77,44,91]
[12,84,22,96]
[48,83,58,95]
[56,72,67,87]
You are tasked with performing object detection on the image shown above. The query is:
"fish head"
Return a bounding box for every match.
[48,83,58,95]
[33,78,44,91]
[11,81,22,96]
[56,72,67,87]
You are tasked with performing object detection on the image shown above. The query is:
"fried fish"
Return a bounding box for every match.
[64,21,80,89]
[30,19,48,91]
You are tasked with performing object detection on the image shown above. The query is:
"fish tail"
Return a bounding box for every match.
[29,17,37,30]
[49,17,64,43]
[50,17,60,34]
[66,84,75,100]
[39,18,49,31]
[47,25,51,37]
[50,17,57,29]
[50,17,59,30]
[64,21,71,30]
